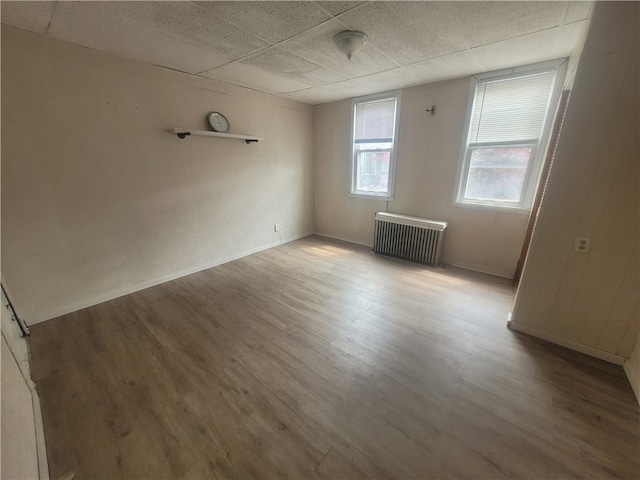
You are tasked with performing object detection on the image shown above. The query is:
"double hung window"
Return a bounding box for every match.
[456,62,565,209]
[350,92,400,199]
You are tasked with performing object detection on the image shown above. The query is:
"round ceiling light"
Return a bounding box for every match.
[333,30,368,60]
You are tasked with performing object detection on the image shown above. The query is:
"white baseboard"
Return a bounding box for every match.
[450,263,514,280]
[313,232,373,248]
[508,321,626,366]
[28,232,313,325]
[623,359,640,405]
[30,378,50,479]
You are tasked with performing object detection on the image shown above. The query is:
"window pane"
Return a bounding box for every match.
[355,151,390,193]
[354,98,397,142]
[469,72,555,143]
[463,147,533,202]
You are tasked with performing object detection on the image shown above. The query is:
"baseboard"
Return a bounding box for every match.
[30,379,50,479]
[27,232,313,325]
[508,321,626,366]
[450,263,514,280]
[623,359,640,405]
[313,232,373,248]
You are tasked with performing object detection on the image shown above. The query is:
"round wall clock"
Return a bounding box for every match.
[207,111,230,133]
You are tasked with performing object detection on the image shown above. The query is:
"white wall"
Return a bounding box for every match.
[511,1,639,363]
[1,26,314,324]
[314,77,530,278]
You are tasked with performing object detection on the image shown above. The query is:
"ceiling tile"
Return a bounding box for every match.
[315,1,365,16]
[300,68,428,104]
[338,2,468,65]
[282,87,348,105]
[445,1,566,48]
[241,47,349,86]
[201,62,311,94]
[406,50,484,84]
[279,19,399,79]
[48,2,230,74]
[1,1,56,35]
[1,0,594,106]
[196,1,331,44]
[557,20,590,57]
[110,2,269,60]
[565,1,593,24]
[470,28,562,73]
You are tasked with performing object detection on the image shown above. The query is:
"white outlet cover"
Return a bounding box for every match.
[574,236,591,253]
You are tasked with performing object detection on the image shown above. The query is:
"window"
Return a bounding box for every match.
[350,92,400,199]
[456,62,565,209]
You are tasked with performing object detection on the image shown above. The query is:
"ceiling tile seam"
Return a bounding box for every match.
[322,16,404,70]
[194,15,359,77]
[225,43,352,86]
[270,15,352,50]
[194,73,285,98]
[194,45,277,75]
[129,2,272,64]
[201,75,283,96]
[275,40,402,81]
[397,48,473,70]
[189,1,282,49]
[333,1,371,22]
[312,1,367,19]
[564,19,591,27]
[468,25,564,51]
[190,1,338,50]
[193,45,337,84]
[301,67,407,93]
[311,1,347,20]
[560,1,571,28]
[85,15,240,68]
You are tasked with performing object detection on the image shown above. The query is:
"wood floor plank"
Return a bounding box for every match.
[28,235,639,479]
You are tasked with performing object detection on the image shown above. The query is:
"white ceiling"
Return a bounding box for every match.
[1,1,593,105]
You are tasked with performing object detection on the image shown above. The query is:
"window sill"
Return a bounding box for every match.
[349,192,394,201]
[453,200,530,215]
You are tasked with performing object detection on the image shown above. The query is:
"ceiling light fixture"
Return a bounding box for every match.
[333,30,368,60]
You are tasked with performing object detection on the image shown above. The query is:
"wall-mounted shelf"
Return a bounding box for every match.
[171,128,263,144]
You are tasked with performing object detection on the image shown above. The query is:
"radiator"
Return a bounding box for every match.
[374,212,447,266]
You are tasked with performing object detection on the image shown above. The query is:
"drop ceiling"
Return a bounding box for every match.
[1,1,592,105]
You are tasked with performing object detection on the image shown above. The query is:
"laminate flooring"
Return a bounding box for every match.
[29,236,639,479]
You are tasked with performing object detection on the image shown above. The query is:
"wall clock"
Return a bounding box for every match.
[207,111,230,133]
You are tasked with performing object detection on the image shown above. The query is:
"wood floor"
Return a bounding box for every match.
[29,236,639,479]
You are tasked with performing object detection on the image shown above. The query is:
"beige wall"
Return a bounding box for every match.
[1,26,314,324]
[511,2,639,361]
[314,77,530,278]
[625,335,640,404]
[1,335,40,480]
[1,288,48,479]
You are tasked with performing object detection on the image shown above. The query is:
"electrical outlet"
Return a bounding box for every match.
[274,224,280,232]
[574,236,591,253]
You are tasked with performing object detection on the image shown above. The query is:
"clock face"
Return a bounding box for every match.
[207,112,230,133]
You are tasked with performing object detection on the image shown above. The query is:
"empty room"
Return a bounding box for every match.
[1,1,638,479]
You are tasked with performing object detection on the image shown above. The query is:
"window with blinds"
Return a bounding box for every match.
[351,92,400,198]
[457,63,563,209]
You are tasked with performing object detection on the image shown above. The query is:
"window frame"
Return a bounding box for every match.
[349,90,401,201]
[454,60,567,212]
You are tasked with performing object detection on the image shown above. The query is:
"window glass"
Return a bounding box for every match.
[457,64,563,209]
[351,94,399,199]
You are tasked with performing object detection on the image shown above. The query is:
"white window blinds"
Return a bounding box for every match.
[354,97,397,143]
[469,71,556,144]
